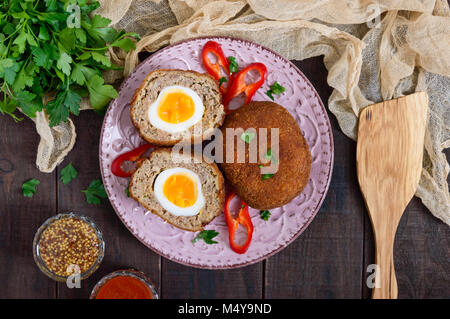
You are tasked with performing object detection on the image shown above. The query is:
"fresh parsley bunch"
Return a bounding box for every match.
[0,0,139,126]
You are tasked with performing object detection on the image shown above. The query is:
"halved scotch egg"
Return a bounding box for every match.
[130,70,225,146]
[129,149,225,231]
[153,167,205,217]
[148,86,204,134]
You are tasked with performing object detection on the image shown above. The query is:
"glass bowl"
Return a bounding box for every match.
[90,269,159,299]
[33,212,105,282]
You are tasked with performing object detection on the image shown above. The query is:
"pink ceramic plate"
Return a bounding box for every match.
[99,37,334,269]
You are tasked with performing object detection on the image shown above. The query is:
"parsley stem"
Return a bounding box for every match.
[2,35,13,58]
[26,24,38,42]
[2,23,23,42]
[111,32,134,43]
[76,45,109,51]
[76,31,137,52]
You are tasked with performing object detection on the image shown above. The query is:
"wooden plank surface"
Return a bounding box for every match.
[161,261,262,298]
[264,58,366,298]
[393,197,450,299]
[55,114,161,298]
[264,114,367,298]
[0,115,56,298]
[0,56,448,299]
[362,196,450,299]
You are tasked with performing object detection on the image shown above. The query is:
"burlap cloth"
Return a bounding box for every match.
[33,0,450,225]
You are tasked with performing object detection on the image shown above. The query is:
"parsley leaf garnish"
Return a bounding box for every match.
[262,173,274,181]
[12,64,35,92]
[38,26,50,41]
[13,31,37,54]
[240,130,255,144]
[56,52,73,76]
[60,162,78,185]
[0,0,139,125]
[86,75,118,112]
[125,186,130,197]
[265,81,286,100]
[46,89,82,126]
[84,15,118,43]
[260,210,271,221]
[14,91,43,118]
[0,59,20,85]
[22,179,40,198]
[266,91,274,101]
[31,45,55,70]
[260,149,276,180]
[82,179,107,205]
[44,0,58,11]
[264,148,278,164]
[228,56,239,74]
[218,77,227,88]
[111,37,138,53]
[91,52,111,67]
[192,230,219,244]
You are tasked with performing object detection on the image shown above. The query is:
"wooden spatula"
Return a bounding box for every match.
[356,92,428,299]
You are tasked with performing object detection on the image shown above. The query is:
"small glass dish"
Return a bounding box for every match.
[33,212,105,282]
[90,269,159,299]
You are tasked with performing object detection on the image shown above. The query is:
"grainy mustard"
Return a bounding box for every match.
[38,217,100,277]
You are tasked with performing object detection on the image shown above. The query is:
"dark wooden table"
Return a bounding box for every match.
[0,57,448,299]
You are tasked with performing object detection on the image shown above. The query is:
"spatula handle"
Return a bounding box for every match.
[372,235,398,299]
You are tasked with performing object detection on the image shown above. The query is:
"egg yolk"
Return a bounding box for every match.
[163,173,198,207]
[158,91,195,124]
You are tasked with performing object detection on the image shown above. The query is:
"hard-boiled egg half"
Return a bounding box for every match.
[153,167,205,217]
[148,86,204,133]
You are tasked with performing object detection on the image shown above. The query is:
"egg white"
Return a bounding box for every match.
[148,85,204,134]
[153,167,205,217]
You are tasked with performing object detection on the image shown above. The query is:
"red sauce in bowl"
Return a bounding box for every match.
[95,275,153,299]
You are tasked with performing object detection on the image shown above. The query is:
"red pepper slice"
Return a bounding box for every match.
[110,144,153,178]
[222,62,267,114]
[202,41,230,94]
[224,193,254,254]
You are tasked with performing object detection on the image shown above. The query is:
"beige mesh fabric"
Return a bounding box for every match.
[32,110,76,173]
[31,0,449,225]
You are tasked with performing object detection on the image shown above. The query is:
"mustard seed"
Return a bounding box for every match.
[38,217,100,277]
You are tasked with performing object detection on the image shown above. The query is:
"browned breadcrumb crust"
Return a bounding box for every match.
[129,148,225,232]
[130,69,225,146]
[219,101,312,210]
